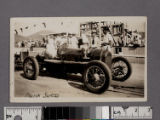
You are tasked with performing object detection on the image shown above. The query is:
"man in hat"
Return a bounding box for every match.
[102,28,114,51]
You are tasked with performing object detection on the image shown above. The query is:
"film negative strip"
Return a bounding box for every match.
[4,106,152,120]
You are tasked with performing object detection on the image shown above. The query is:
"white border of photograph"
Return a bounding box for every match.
[10,17,147,102]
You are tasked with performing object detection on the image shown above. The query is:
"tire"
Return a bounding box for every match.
[83,60,111,93]
[112,56,132,82]
[23,56,39,80]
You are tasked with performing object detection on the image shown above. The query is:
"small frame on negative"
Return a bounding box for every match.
[10,17,147,102]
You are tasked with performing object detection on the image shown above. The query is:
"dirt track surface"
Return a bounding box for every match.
[14,63,145,98]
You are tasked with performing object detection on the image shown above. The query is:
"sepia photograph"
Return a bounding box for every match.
[10,17,147,102]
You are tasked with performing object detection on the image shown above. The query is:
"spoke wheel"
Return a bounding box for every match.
[86,66,106,89]
[112,56,132,82]
[83,60,111,93]
[23,57,39,80]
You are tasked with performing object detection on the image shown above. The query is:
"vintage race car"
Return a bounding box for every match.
[22,46,132,93]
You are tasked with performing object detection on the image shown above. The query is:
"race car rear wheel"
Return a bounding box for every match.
[23,56,39,80]
[112,56,132,82]
[83,60,111,93]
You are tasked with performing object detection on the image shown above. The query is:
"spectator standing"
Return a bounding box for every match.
[91,32,100,48]
[103,31,114,46]
[102,30,114,51]
[137,34,142,46]
[68,34,78,49]
[80,33,90,58]
[124,32,128,46]
[45,35,57,58]
[117,35,124,47]
[61,34,68,46]
[21,41,25,47]
[17,41,21,47]
[81,33,89,49]
[55,34,61,48]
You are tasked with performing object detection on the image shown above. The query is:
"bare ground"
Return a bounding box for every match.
[14,63,145,98]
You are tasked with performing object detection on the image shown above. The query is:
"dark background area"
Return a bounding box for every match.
[0,0,159,119]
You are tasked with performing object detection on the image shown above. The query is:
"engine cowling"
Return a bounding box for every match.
[57,45,85,61]
[87,48,112,68]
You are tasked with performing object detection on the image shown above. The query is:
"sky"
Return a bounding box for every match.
[11,17,147,36]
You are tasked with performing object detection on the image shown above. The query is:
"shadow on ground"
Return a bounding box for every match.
[20,71,89,92]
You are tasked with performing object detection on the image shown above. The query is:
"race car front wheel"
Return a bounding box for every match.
[83,60,111,93]
[23,56,39,80]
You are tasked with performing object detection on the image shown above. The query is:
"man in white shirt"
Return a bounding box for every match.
[55,34,61,48]
[103,31,113,45]
[137,34,142,46]
[80,33,90,58]
[91,32,100,48]
[81,33,89,49]
[68,34,78,49]
[82,34,89,45]
[55,33,67,47]
[102,30,114,51]
[45,35,57,58]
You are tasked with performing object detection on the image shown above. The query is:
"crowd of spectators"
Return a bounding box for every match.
[112,31,145,47]
[15,38,47,48]
[15,30,145,50]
